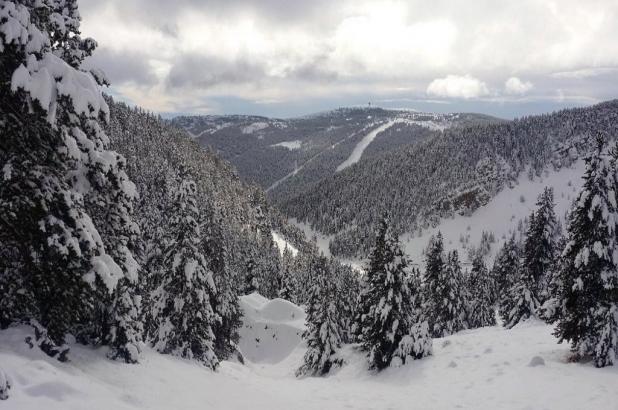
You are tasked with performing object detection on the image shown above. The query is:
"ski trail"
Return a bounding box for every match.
[265,121,393,193]
[336,119,400,172]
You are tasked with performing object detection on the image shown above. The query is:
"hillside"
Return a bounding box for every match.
[172,109,501,203]
[1,294,616,410]
[280,101,618,257]
[106,98,319,295]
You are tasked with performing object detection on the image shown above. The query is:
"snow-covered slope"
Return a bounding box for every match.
[401,160,586,266]
[336,120,400,172]
[1,294,617,409]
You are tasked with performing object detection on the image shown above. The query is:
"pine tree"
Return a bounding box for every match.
[332,259,361,344]
[422,232,446,335]
[523,187,559,301]
[278,246,297,301]
[356,217,431,370]
[467,255,497,328]
[500,261,540,329]
[554,139,618,367]
[0,0,135,360]
[296,256,344,377]
[493,235,521,305]
[243,253,259,295]
[429,250,468,337]
[151,176,219,368]
[205,212,242,361]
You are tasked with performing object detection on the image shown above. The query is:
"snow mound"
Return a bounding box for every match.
[260,298,305,323]
[238,294,306,364]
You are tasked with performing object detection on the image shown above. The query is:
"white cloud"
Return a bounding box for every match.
[77,0,618,114]
[504,77,534,95]
[426,75,489,99]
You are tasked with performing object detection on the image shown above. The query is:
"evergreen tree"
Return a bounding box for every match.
[243,253,259,295]
[296,256,344,377]
[151,176,219,368]
[205,212,242,361]
[422,232,446,335]
[523,187,559,301]
[554,140,618,367]
[0,0,136,360]
[430,250,468,337]
[467,255,497,328]
[332,260,361,343]
[493,235,521,305]
[278,246,297,301]
[500,262,540,329]
[356,217,431,370]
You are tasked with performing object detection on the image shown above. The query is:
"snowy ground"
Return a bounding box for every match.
[1,293,616,410]
[401,161,586,266]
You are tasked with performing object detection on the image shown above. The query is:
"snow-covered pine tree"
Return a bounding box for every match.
[205,211,242,361]
[467,254,497,328]
[538,234,568,323]
[0,0,133,360]
[243,252,260,295]
[523,187,559,301]
[332,259,361,344]
[422,232,446,335]
[356,217,431,370]
[500,261,540,329]
[492,235,521,305]
[554,139,618,367]
[296,255,344,377]
[278,246,297,301]
[151,175,219,369]
[429,250,468,337]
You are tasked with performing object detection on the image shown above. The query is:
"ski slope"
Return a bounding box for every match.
[336,120,400,172]
[1,293,616,409]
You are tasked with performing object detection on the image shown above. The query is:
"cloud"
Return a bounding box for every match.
[550,67,618,79]
[166,54,266,89]
[76,0,618,116]
[504,77,534,95]
[83,47,159,87]
[426,75,490,99]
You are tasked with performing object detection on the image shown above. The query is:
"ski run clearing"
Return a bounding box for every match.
[1,293,616,410]
[336,120,400,172]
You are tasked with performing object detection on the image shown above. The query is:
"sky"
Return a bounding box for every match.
[79,0,618,119]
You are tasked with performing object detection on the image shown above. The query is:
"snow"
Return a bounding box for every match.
[271,231,299,257]
[241,122,269,134]
[271,140,302,150]
[401,161,587,266]
[336,120,400,172]
[2,297,617,409]
[238,293,305,364]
